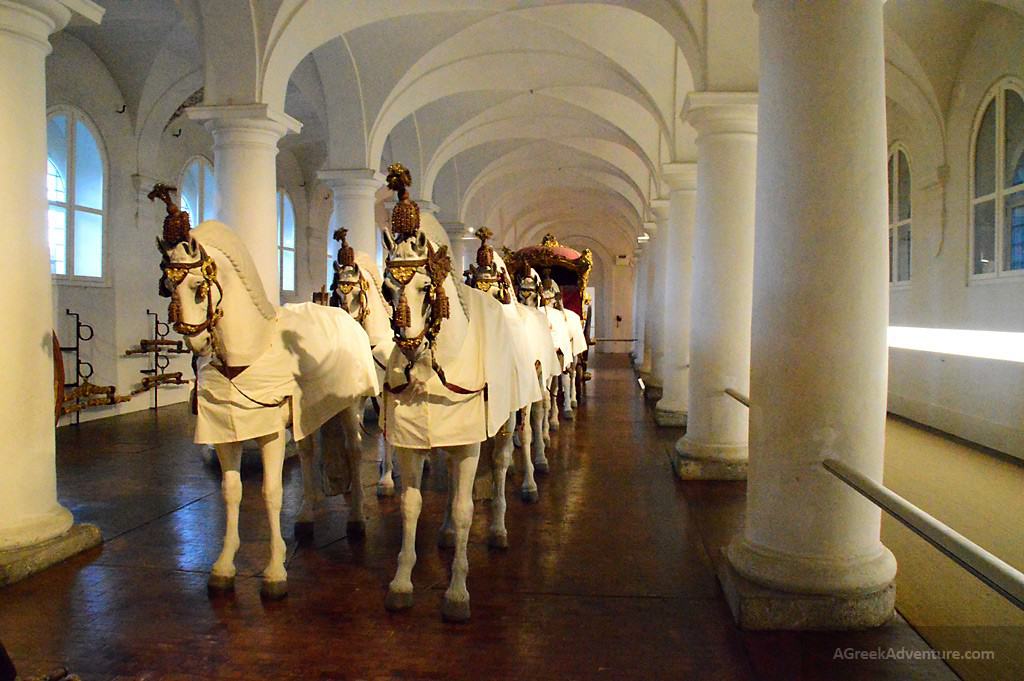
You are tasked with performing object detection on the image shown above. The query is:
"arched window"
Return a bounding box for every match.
[47,109,105,278]
[887,145,911,284]
[971,80,1024,277]
[278,189,296,292]
[178,157,216,222]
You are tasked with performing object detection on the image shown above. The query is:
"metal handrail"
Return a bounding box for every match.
[823,458,1024,611]
[724,388,750,407]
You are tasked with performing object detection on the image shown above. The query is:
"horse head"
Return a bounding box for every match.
[382,164,453,361]
[330,227,371,323]
[540,269,563,310]
[151,183,275,367]
[465,227,512,305]
[515,268,543,308]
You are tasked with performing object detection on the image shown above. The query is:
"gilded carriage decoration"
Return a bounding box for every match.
[505,234,593,321]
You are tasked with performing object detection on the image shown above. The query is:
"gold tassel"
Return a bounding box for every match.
[395,290,411,328]
[433,286,450,320]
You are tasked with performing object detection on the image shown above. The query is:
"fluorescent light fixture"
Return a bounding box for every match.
[888,326,1024,363]
[637,233,650,243]
[637,377,646,391]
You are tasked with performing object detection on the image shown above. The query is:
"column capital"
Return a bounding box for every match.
[318,168,383,196]
[682,92,758,136]
[650,199,670,223]
[187,103,301,139]
[643,220,658,236]
[418,200,440,216]
[441,220,470,237]
[0,0,103,51]
[661,162,698,192]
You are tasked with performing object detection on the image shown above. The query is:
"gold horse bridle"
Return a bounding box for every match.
[333,272,371,325]
[161,246,224,338]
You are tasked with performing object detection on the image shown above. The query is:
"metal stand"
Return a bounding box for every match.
[126,309,190,409]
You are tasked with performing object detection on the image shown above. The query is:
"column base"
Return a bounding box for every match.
[673,437,748,479]
[653,407,687,427]
[716,551,895,630]
[0,523,102,586]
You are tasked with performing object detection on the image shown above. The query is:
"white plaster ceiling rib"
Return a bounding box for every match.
[420,91,658,200]
[476,172,642,242]
[459,144,647,224]
[260,1,703,115]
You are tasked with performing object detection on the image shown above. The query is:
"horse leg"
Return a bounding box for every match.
[342,403,366,539]
[542,387,552,444]
[489,418,513,548]
[377,442,396,497]
[258,430,288,600]
[209,442,242,593]
[519,404,539,502]
[561,371,575,420]
[569,360,579,409]
[442,443,481,622]
[294,435,322,542]
[549,377,560,432]
[512,409,524,450]
[386,447,427,611]
[438,450,456,549]
[530,394,550,476]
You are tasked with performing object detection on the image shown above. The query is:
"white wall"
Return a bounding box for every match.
[886,8,1024,460]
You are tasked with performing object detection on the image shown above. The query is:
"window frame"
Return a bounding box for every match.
[277,188,296,293]
[177,156,215,223]
[47,106,108,286]
[888,143,912,288]
[969,78,1024,283]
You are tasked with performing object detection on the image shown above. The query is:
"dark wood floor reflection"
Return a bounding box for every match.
[2,355,955,680]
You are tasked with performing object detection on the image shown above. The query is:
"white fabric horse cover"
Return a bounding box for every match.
[382,284,516,449]
[194,303,379,444]
[563,307,588,358]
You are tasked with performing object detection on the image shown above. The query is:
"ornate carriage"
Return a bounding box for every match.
[505,234,593,322]
[505,234,594,395]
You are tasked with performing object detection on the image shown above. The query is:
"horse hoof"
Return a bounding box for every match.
[488,532,509,549]
[294,520,314,543]
[346,520,366,540]
[550,421,560,432]
[260,580,288,600]
[442,597,471,623]
[437,530,456,549]
[570,400,578,409]
[385,589,414,612]
[521,488,539,504]
[543,433,551,445]
[376,484,396,498]
[562,410,574,421]
[207,573,235,595]
[534,461,549,475]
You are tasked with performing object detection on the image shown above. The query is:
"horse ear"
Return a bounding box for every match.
[382,229,397,254]
[416,230,428,251]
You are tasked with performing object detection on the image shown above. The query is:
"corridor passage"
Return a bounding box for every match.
[2,355,954,680]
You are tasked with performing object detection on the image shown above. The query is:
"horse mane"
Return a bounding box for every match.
[191,220,276,321]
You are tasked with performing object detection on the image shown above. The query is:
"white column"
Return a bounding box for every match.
[724,0,895,628]
[631,244,647,364]
[654,163,698,427]
[442,221,469,275]
[319,168,382,259]
[645,200,670,398]
[676,92,757,479]
[188,105,301,296]
[0,0,103,553]
[638,221,657,376]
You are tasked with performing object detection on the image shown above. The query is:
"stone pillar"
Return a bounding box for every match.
[675,92,757,480]
[654,163,698,427]
[722,0,896,630]
[442,222,469,275]
[638,221,657,376]
[644,201,670,401]
[319,168,382,259]
[188,104,301,296]
[0,0,104,582]
[631,244,647,365]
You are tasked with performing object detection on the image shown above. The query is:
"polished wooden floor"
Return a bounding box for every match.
[2,355,960,680]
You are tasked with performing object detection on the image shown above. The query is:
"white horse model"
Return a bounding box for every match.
[324,228,399,499]
[150,185,378,599]
[468,245,560,503]
[539,274,575,446]
[379,164,516,622]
